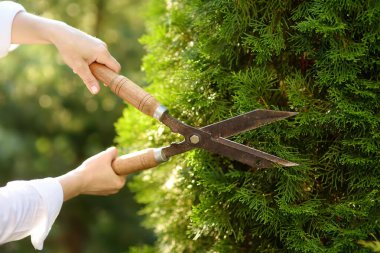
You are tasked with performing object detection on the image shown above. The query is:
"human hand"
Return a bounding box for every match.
[57,147,126,201]
[50,22,121,94]
[11,12,121,94]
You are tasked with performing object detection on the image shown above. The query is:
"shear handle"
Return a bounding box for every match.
[112,148,167,175]
[90,63,165,119]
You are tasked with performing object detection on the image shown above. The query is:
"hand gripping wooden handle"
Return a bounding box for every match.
[90,63,161,117]
[112,148,167,175]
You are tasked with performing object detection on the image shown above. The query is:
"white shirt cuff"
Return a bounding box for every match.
[0,1,25,57]
[28,178,63,250]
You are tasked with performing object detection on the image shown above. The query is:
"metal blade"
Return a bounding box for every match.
[160,110,299,168]
[202,109,298,138]
[162,141,192,158]
[202,137,298,168]
[162,137,298,168]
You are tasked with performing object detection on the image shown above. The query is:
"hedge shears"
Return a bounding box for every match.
[90,63,298,175]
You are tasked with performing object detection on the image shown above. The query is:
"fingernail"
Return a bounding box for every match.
[90,85,99,94]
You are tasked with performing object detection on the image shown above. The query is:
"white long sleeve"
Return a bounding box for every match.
[0,2,64,250]
[0,178,63,250]
[0,1,25,57]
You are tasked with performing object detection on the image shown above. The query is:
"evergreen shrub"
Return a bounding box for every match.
[115,0,380,252]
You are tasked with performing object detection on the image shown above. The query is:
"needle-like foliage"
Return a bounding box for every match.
[115,0,380,252]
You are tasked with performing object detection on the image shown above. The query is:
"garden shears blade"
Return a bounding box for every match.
[90,63,299,175]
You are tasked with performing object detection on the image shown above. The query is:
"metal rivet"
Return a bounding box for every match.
[189,135,200,144]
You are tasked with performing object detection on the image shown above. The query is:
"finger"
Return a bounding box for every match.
[106,146,118,160]
[118,176,126,186]
[85,190,116,196]
[116,176,126,190]
[95,48,121,73]
[107,55,121,73]
[74,64,100,94]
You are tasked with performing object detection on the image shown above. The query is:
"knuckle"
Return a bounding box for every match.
[95,44,108,55]
[94,37,106,47]
[115,62,121,72]
[101,41,108,48]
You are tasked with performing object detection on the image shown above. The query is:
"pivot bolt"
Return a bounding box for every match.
[189,135,200,144]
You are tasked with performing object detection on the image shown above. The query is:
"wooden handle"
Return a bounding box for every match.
[90,63,161,117]
[112,148,160,175]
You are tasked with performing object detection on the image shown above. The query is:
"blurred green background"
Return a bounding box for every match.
[0,0,154,252]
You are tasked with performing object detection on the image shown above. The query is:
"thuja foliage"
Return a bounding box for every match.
[115,0,380,252]
[359,238,380,252]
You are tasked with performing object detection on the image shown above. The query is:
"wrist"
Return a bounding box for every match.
[56,168,86,201]
[46,20,71,46]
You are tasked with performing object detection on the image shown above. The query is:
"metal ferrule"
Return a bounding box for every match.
[153,105,168,120]
[154,148,168,163]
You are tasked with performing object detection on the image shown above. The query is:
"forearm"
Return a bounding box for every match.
[7,4,121,94]
[56,170,84,201]
[11,12,65,45]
